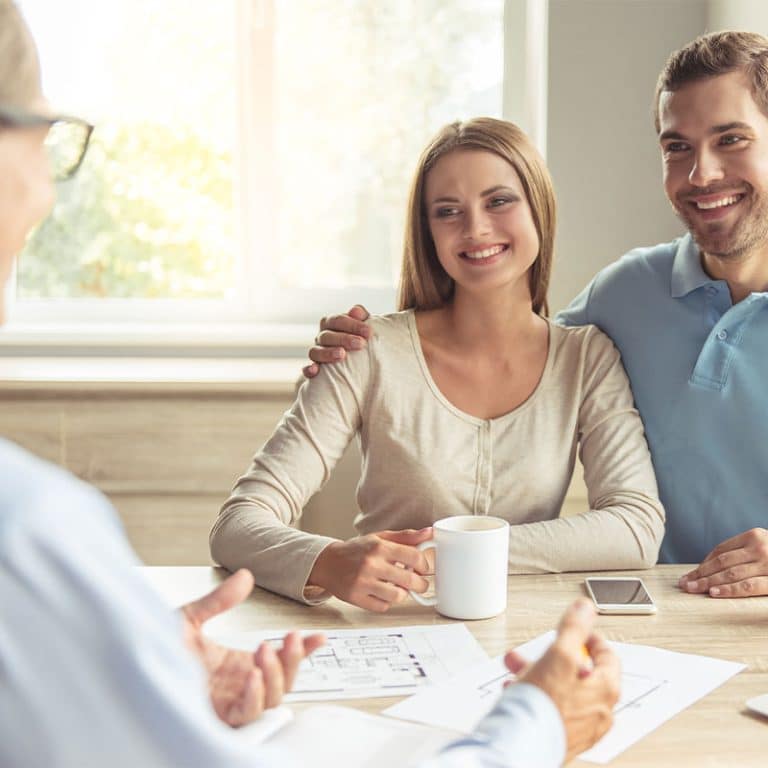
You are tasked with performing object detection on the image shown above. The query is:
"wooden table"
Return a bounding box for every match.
[142,565,768,767]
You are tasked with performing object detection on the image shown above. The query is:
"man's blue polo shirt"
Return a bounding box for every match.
[558,233,768,564]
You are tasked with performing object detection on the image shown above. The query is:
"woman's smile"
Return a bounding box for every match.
[459,243,509,263]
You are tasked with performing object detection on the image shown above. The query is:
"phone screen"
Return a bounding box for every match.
[588,579,652,605]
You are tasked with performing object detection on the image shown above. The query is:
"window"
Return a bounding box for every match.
[8,0,507,340]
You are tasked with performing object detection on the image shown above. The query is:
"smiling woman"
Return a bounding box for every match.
[401,118,554,316]
[209,117,666,613]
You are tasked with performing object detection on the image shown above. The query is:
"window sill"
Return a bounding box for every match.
[0,321,317,358]
[0,356,305,395]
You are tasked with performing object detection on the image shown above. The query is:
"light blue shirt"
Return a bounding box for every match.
[0,438,564,768]
[558,234,768,563]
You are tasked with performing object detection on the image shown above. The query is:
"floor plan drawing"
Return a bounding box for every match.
[475,666,665,712]
[384,630,744,764]
[285,631,439,695]
[213,623,488,701]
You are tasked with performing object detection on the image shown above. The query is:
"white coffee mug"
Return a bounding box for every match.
[409,515,509,620]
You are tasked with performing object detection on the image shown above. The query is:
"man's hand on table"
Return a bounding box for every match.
[181,569,325,727]
[307,528,433,612]
[303,304,372,379]
[678,527,768,597]
[505,599,620,762]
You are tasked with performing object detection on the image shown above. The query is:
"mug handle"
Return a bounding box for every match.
[409,540,437,606]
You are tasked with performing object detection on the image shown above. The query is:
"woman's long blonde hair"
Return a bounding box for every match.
[398,117,556,317]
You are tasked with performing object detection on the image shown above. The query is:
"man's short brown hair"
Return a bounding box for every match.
[654,30,768,133]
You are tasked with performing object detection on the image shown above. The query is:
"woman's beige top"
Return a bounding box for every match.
[210,311,665,604]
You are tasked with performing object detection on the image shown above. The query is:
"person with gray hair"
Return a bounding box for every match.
[0,2,619,767]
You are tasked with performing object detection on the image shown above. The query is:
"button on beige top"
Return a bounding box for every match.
[210,311,665,603]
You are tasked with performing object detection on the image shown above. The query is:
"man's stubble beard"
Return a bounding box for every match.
[673,188,768,263]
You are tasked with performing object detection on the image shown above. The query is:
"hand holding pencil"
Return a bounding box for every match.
[504,599,620,761]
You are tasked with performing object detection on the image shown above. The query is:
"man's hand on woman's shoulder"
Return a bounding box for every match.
[303,304,372,378]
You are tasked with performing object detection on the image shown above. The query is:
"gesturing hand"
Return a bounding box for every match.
[308,528,433,612]
[181,569,325,726]
[504,599,620,762]
[678,527,768,597]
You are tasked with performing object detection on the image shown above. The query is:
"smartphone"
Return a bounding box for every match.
[584,577,657,614]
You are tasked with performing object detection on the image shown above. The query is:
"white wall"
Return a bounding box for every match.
[708,0,768,33]
[546,0,707,313]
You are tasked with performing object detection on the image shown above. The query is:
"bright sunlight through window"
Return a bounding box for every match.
[13,0,504,325]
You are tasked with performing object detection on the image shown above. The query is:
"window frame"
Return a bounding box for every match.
[3,0,546,356]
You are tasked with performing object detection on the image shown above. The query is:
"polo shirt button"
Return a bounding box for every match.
[717,329,728,340]
[707,286,717,296]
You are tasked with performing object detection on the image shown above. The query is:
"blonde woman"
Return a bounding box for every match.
[210,118,664,611]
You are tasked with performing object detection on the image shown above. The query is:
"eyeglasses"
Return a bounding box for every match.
[0,105,93,182]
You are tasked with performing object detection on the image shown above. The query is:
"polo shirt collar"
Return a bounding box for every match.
[670,233,719,298]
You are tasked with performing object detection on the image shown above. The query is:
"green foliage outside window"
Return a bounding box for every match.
[16,0,502,303]
[19,122,234,300]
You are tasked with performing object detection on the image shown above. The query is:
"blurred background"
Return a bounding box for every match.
[2,0,766,564]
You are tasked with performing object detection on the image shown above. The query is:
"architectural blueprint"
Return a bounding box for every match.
[385,630,745,764]
[212,623,487,701]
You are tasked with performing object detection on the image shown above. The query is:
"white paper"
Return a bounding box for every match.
[211,623,488,701]
[262,705,458,768]
[233,705,294,746]
[384,630,745,764]
[580,639,745,763]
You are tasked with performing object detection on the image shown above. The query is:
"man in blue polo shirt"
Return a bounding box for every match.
[558,31,768,598]
[307,30,768,599]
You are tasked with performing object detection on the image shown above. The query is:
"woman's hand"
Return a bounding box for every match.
[308,528,433,612]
